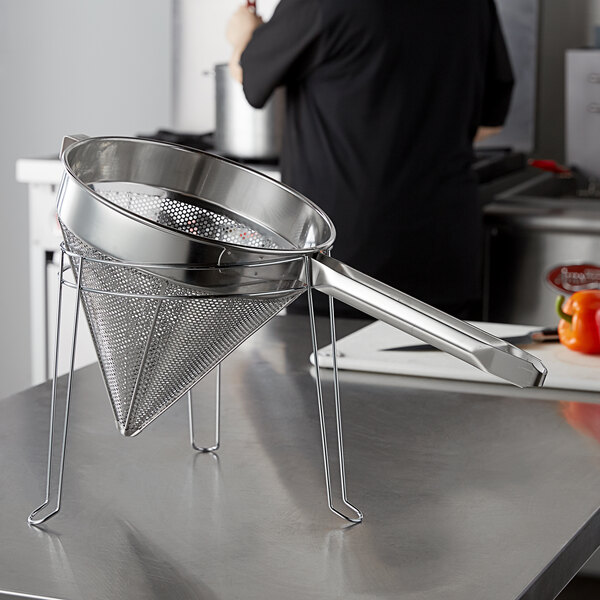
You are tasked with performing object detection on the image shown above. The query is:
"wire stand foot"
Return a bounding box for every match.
[306,280,363,525]
[188,363,221,453]
[28,252,82,526]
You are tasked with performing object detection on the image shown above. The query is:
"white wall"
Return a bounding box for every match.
[536,0,600,159]
[173,0,278,132]
[0,0,172,399]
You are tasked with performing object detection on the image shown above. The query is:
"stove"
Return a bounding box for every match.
[140,129,280,165]
[141,130,282,182]
[140,129,215,151]
[473,148,527,185]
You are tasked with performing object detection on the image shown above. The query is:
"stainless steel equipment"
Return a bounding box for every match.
[566,49,600,180]
[484,171,600,326]
[483,47,600,327]
[214,63,285,160]
[29,135,547,528]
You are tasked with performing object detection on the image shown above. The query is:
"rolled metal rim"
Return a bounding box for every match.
[60,136,336,261]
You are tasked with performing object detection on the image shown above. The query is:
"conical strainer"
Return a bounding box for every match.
[60,226,304,436]
[57,136,546,436]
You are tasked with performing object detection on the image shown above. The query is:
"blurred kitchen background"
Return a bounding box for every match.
[1,0,599,402]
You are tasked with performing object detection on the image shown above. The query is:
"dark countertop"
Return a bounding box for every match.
[2,314,600,600]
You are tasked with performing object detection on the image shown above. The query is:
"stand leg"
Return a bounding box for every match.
[29,253,83,526]
[307,287,363,524]
[188,363,221,453]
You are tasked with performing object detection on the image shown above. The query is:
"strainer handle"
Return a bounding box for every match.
[310,254,547,388]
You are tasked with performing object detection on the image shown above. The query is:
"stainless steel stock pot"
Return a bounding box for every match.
[214,63,285,161]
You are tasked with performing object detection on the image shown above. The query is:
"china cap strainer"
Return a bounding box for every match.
[56,135,546,436]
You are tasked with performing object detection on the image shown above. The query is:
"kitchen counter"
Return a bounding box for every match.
[2,314,600,599]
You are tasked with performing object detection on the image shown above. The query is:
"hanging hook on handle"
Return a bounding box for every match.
[60,135,89,159]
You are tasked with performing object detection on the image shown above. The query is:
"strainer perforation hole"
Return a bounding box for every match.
[95,189,282,250]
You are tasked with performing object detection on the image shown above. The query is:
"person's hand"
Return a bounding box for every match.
[474,126,503,143]
[226,5,263,83]
[226,5,263,51]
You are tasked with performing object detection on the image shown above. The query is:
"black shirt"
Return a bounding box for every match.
[240,0,513,311]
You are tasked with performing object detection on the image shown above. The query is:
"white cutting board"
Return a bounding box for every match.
[314,321,600,392]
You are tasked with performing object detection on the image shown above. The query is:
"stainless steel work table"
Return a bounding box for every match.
[2,315,600,600]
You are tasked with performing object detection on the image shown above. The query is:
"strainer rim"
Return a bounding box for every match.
[61,135,337,257]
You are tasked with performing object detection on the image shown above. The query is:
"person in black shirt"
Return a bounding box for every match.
[226,0,514,319]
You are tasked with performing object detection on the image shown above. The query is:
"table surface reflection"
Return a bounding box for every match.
[1,315,600,600]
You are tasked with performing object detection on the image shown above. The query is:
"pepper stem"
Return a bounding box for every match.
[555,295,573,324]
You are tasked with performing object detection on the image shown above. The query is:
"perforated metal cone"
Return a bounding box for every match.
[61,226,303,436]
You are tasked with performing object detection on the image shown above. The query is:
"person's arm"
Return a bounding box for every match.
[476,0,515,142]
[226,6,263,84]
[474,126,503,143]
[227,0,323,108]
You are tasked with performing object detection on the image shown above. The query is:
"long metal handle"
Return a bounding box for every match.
[310,254,547,388]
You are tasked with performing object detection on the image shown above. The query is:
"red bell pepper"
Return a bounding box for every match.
[555,291,600,354]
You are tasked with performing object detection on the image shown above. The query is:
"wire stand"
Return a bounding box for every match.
[188,365,220,453]
[28,247,362,526]
[305,256,363,524]
[28,251,81,526]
